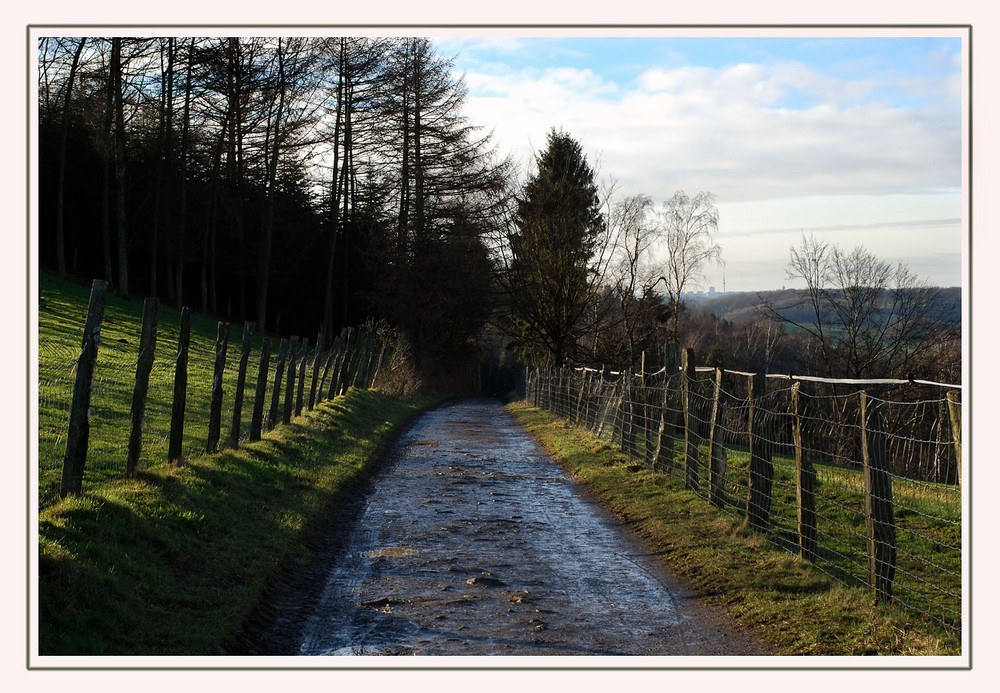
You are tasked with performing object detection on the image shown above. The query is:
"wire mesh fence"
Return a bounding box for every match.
[38,281,392,507]
[526,353,963,635]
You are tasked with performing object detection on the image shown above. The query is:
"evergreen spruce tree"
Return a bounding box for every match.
[507,129,605,367]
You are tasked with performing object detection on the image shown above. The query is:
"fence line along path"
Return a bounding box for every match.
[39,278,393,506]
[526,346,962,636]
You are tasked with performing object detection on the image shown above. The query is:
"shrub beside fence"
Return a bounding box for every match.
[38,279,392,506]
[525,346,963,635]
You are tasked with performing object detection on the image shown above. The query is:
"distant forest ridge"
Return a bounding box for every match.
[688,286,963,327]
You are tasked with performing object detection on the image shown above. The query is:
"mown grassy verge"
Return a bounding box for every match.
[507,401,962,657]
[37,388,437,656]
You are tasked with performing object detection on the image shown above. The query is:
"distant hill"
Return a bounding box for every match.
[689,287,962,326]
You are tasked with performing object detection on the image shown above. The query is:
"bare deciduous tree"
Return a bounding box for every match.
[656,190,723,343]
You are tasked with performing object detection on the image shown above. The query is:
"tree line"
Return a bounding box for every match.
[38,35,960,388]
[38,36,509,374]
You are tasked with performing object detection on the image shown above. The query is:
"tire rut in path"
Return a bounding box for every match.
[248,398,769,657]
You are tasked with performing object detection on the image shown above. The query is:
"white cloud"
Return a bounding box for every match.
[453,46,963,288]
[459,59,960,204]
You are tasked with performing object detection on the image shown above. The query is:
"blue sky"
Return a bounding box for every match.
[434,31,966,291]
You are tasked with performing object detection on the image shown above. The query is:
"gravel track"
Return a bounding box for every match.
[242,398,768,657]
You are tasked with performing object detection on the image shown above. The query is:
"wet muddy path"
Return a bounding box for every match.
[245,399,767,657]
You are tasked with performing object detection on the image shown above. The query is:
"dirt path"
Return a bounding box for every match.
[245,399,768,657]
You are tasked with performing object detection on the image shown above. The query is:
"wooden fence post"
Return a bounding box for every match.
[622,370,637,457]
[126,298,159,477]
[793,381,818,561]
[282,336,299,424]
[327,333,346,400]
[336,328,354,397]
[745,372,773,532]
[862,390,897,603]
[317,350,336,402]
[643,352,657,468]
[228,321,256,449]
[267,337,289,431]
[946,390,962,488]
[207,322,229,453]
[295,337,309,415]
[308,328,325,409]
[681,348,700,491]
[168,307,191,465]
[653,344,679,472]
[574,369,586,426]
[60,279,107,497]
[249,337,271,441]
[708,367,727,508]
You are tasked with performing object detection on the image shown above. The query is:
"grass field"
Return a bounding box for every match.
[508,402,962,656]
[39,273,310,505]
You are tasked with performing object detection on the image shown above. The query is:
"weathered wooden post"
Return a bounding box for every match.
[356,335,375,388]
[168,307,191,465]
[308,328,325,409]
[793,380,818,561]
[369,342,388,390]
[282,336,299,424]
[126,298,159,477]
[249,337,271,441]
[207,322,229,453]
[295,337,309,415]
[335,328,354,397]
[708,367,727,508]
[317,349,336,402]
[622,369,638,457]
[642,352,656,468]
[228,321,256,449]
[946,390,962,488]
[267,337,289,431]
[326,333,346,400]
[60,279,107,497]
[861,390,897,603]
[681,348,700,491]
[745,372,774,532]
[653,344,680,472]
[574,369,586,426]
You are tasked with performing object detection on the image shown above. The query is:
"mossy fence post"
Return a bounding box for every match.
[207,321,229,453]
[168,307,191,465]
[59,278,107,497]
[229,321,256,449]
[745,372,774,533]
[126,298,159,477]
[861,390,897,603]
[793,380,818,561]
